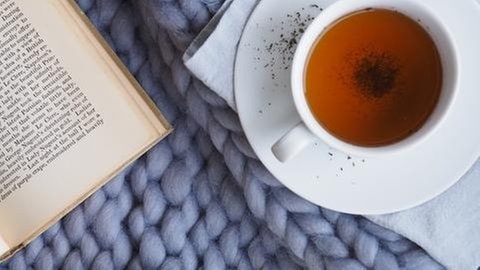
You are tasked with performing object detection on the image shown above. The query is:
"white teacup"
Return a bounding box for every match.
[271,0,458,162]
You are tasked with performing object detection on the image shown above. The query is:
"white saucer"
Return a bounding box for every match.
[234,0,480,214]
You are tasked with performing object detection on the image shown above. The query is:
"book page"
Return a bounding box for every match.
[0,0,169,254]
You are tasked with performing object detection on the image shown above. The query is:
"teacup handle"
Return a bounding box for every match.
[272,122,317,162]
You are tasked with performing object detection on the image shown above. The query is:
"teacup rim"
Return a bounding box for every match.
[291,0,459,157]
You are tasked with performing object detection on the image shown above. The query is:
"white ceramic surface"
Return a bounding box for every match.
[234,0,480,214]
[272,0,458,161]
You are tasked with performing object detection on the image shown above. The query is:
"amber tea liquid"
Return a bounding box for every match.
[305,9,442,146]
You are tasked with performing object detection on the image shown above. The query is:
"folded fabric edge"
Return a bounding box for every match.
[183,0,233,61]
[366,215,447,269]
[182,0,259,110]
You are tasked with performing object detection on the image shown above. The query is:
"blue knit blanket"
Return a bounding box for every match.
[0,0,444,269]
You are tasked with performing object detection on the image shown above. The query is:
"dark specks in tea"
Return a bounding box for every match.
[353,51,400,98]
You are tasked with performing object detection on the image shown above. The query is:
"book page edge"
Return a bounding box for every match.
[63,0,172,134]
[0,128,171,263]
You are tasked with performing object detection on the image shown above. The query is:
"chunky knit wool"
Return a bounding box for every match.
[1,0,444,269]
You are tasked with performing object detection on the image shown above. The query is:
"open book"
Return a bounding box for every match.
[0,0,171,260]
